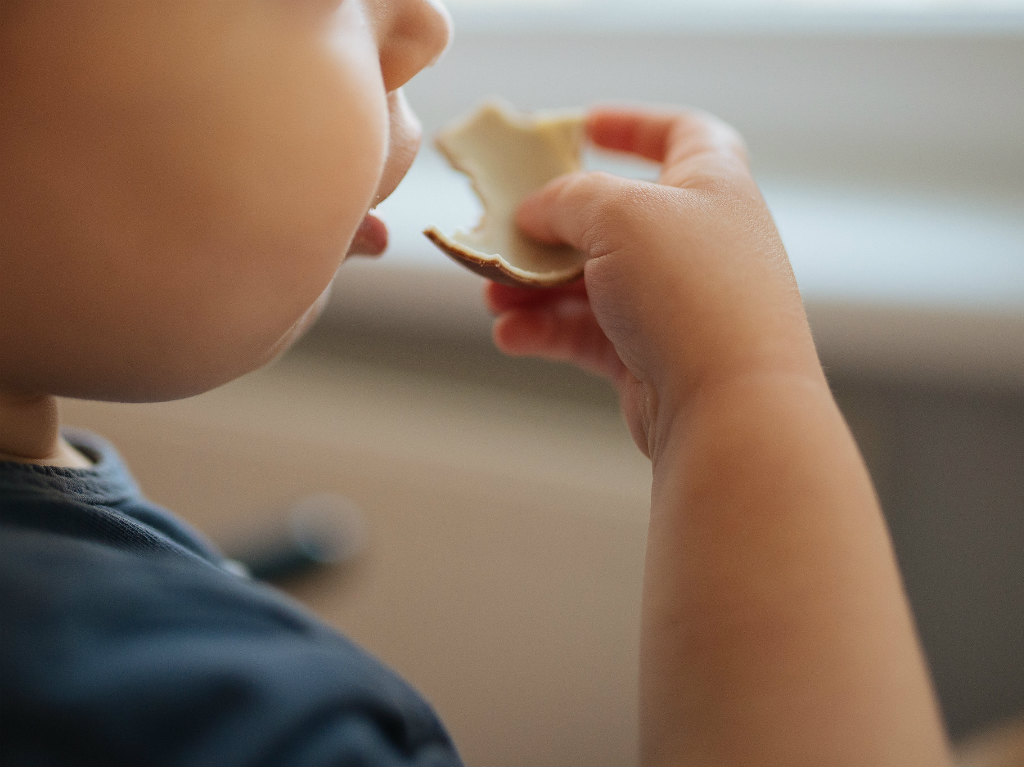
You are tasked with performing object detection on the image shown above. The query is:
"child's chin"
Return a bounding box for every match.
[262,288,333,361]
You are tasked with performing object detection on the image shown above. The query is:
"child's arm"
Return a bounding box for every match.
[486,107,950,765]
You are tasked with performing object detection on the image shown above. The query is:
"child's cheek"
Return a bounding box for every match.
[1,1,389,401]
[152,15,390,393]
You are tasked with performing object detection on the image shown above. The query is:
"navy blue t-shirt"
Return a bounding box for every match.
[0,431,461,766]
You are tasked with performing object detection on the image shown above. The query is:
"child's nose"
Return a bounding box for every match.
[376,0,453,93]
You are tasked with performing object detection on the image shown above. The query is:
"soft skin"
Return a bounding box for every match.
[488,108,952,765]
[0,0,450,462]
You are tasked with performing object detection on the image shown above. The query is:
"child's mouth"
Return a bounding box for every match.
[348,212,388,257]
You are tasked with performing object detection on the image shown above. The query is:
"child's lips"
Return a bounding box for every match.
[347,93,420,259]
[347,212,388,257]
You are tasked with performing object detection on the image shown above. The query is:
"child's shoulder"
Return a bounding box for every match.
[0,434,462,766]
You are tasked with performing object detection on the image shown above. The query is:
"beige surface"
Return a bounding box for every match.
[957,716,1024,767]
[60,345,651,766]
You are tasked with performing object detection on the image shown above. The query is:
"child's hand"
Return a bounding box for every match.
[486,106,821,458]
[490,106,949,765]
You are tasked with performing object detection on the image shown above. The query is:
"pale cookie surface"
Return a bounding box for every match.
[424,101,586,287]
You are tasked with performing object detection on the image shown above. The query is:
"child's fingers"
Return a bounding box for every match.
[515,170,652,253]
[587,106,750,184]
[492,298,625,382]
[515,109,754,253]
[513,104,758,256]
[484,280,587,314]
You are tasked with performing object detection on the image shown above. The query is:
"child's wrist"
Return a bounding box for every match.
[647,355,828,467]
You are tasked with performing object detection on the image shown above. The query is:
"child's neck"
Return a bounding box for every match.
[0,391,92,468]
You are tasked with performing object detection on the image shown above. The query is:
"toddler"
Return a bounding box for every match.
[0,1,950,764]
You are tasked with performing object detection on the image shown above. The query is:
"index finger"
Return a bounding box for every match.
[587,107,750,181]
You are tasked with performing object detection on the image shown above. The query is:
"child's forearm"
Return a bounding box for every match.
[641,372,950,766]
[491,104,952,763]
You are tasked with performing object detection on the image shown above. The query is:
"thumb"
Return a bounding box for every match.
[515,170,657,259]
[515,169,686,387]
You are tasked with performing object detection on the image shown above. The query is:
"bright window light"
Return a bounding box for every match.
[447,0,1024,8]
[441,0,1024,33]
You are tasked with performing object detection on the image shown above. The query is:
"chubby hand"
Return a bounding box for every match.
[485,106,820,458]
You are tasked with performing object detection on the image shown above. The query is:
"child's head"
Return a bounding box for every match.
[0,0,451,402]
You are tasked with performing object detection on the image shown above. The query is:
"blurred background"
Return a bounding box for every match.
[64,0,1024,764]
